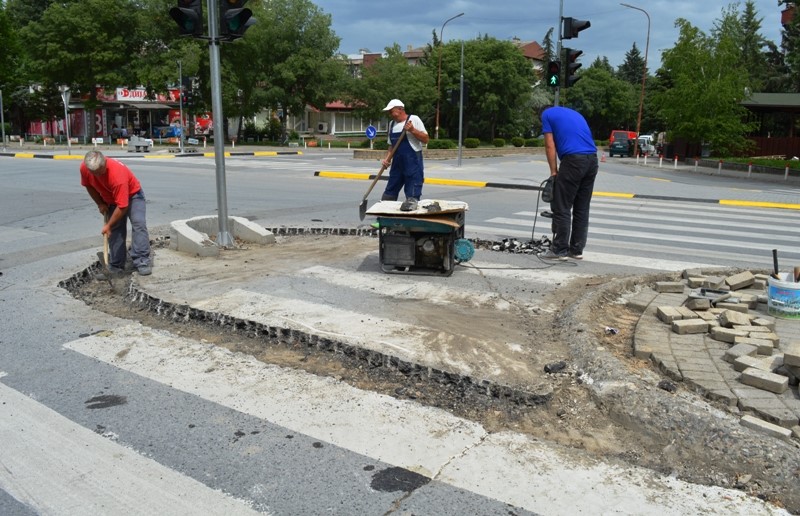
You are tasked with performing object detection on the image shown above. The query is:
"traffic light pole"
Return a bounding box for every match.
[207,0,234,247]
[554,0,564,106]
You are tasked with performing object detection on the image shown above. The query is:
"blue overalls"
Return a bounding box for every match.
[382,119,424,201]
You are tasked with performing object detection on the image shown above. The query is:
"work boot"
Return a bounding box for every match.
[400,197,418,212]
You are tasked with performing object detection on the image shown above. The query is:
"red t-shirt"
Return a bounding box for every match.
[80,158,141,209]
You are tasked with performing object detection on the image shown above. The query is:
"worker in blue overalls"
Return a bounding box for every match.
[380,99,429,211]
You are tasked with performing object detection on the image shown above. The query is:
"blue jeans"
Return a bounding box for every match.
[550,154,598,256]
[109,190,151,269]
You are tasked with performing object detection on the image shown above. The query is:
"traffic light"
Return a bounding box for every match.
[546,61,561,88]
[170,0,203,37]
[562,17,590,39]
[220,0,256,40]
[564,48,583,88]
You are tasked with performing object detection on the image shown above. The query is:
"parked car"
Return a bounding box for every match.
[608,130,637,144]
[609,137,633,157]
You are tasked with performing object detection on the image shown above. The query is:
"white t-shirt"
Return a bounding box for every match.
[387,115,427,152]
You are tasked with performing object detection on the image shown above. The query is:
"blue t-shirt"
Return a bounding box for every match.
[541,106,596,160]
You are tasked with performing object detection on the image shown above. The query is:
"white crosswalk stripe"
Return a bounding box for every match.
[469,197,800,269]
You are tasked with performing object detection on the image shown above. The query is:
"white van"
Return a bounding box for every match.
[637,135,656,156]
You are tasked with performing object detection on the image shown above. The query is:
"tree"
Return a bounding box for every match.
[19,0,141,136]
[130,0,205,108]
[4,0,53,27]
[0,4,22,90]
[737,0,770,91]
[541,27,556,62]
[617,42,646,85]
[653,17,756,156]
[226,0,346,141]
[781,1,800,92]
[346,44,435,125]
[449,36,537,140]
[561,64,636,139]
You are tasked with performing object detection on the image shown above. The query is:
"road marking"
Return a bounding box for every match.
[0,380,261,515]
[63,330,788,515]
[466,224,716,271]
[720,199,800,210]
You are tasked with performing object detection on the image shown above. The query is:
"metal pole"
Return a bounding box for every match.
[0,89,6,152]
[207,0,234,246]
[59,86,72,155]
[554,0,564,106]
[434,12,464,140]
[621,3,650,158]
[457,41,464,167]
[178,60,185,153]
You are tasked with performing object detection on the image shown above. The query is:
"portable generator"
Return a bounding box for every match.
[367,200,471,277]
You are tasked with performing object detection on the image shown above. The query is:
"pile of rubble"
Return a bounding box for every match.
[471,236,551,254]
[635,269,800,442]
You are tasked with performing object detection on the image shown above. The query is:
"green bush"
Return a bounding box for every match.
[373,140,389,151]
[427,139,456,149]
[242,121,260,141]
[360,139,373,148]
[492,138,506,148]
[525,138,543,147]
[511,137,525,148]
[464,138,480,149]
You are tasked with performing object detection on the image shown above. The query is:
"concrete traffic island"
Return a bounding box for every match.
[168,215,275,257]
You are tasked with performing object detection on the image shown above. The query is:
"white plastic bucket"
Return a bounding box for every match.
[767,272,800,319]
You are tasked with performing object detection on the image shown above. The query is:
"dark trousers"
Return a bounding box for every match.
[550,153,598,255]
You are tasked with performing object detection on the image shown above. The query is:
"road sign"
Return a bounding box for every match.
[366,125,377,139]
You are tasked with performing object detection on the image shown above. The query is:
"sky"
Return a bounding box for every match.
[311,0,786,69]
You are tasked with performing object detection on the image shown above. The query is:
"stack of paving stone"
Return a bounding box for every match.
[630,269,800,442]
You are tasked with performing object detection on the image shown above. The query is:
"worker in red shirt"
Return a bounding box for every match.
[80,150,152,276]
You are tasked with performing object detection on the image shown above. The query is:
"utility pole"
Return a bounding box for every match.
[178,60,185,153]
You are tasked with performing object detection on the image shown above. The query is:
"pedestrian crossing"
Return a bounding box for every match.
[469,197,800,270]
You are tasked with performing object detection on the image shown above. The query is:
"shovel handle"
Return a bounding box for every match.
[103,212,110,267]
[360,121,411,204]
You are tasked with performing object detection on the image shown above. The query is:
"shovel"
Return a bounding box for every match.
[96,213,114,289]
[358,121,411,220]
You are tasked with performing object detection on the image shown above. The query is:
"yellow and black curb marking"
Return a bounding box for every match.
[314,171,800,211]
[0,150,303,160]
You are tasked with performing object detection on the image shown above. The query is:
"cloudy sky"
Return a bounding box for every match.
[312,0,786,68]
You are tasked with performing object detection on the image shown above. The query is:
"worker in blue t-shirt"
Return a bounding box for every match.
[538,106,599,262]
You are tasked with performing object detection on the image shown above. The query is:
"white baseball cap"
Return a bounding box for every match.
[382,99,404,111]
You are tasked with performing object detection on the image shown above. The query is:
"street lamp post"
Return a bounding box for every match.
[620,2,650,158]
[457,40,464,167]
[58,86,72,155]
[435,12,464,140]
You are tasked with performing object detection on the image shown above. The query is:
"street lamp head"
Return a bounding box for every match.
[439,12,465,41]
[435,12,465,140]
